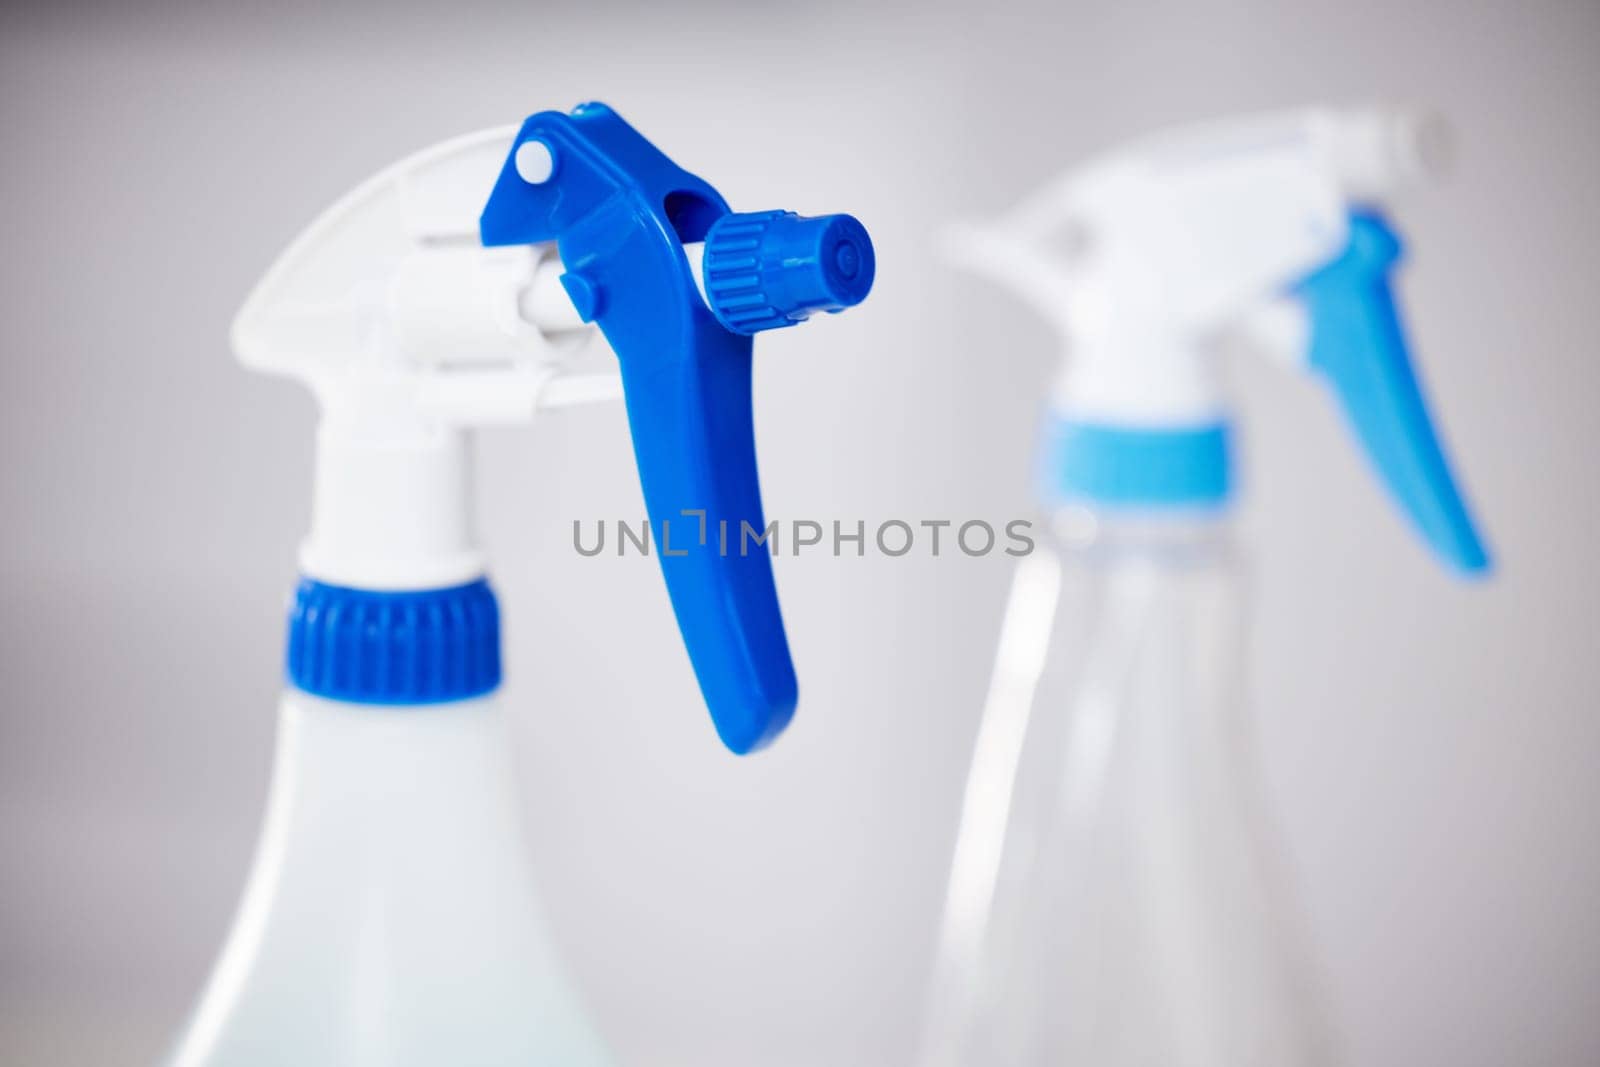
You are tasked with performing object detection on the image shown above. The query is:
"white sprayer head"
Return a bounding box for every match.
[946,107,1489,575]
[233,127,618,592]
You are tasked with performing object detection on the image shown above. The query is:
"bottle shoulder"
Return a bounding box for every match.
[1039,504,1242,574]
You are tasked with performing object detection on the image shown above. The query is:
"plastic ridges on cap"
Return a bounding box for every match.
[286,577,501,705]
[701,210,875,335]
[1041,419,1233,509]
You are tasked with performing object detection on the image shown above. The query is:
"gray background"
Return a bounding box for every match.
[2,0,1596,1064]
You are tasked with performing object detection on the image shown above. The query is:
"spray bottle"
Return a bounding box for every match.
[919,108,1488,1066]
[169,103,875,1066]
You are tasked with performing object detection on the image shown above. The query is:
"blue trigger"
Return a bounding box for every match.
[477,104,873,754]
[1296,210,1491,576]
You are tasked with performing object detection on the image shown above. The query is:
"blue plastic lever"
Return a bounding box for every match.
[479,103,872,753]
[1296,209,1491,576]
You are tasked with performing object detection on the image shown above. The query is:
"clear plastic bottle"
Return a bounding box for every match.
[921,507,1331,1067]
[921,104,1489,1067]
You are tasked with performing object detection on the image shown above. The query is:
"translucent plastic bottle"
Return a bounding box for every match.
[922,508,1330,1067]
[170,690,612,1067]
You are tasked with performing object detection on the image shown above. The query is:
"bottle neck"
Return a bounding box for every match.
[286,576,502,706]
[1045,502,1237,569]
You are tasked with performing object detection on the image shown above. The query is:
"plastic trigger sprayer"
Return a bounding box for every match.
[170,103,874,1066]
[919,108,1489,1067]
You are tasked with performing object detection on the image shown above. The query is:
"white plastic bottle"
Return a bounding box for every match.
[172,693,612,1066]
[169,104,875,1065]
[921,108,1488,1067]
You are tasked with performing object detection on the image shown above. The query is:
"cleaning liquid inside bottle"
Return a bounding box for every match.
[925,507,1330,1067]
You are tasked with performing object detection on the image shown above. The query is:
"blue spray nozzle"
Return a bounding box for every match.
[702,210,876,334]
[479,103,873,754]
[1296,209,1491,576]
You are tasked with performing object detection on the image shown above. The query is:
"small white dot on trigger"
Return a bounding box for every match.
[515,141,555,184]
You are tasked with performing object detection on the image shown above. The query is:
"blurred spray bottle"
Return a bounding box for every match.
[919,108,1489,1066]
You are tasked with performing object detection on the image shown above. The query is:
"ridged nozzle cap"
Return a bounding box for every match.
[701,210,875,335]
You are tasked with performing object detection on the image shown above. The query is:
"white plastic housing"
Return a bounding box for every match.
[947,107,1446,428]
[232,128,616,590]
